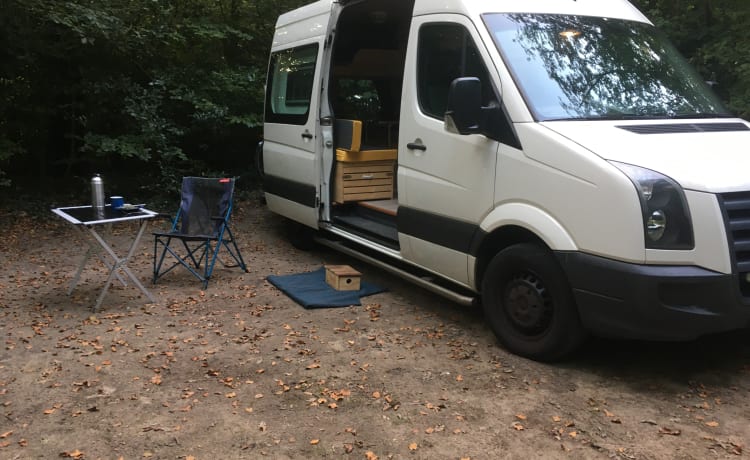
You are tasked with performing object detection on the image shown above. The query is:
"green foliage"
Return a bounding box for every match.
[633,0,750,118]
[0,0,307,192]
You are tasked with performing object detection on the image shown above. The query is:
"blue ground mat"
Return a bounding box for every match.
[267,267,386,309]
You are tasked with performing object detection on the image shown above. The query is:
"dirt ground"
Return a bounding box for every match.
[1,196,749,460]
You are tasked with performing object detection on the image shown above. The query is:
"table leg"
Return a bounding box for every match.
[91,218,155,311]
[68,224,128,295]
[68,244,94,295]
[69,224,128,295]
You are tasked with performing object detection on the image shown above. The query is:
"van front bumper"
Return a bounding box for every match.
[557,252,750,340]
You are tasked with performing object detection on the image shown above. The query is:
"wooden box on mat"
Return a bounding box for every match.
[325,265,362,291]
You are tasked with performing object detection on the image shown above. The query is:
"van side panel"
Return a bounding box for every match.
[263,5,333,229]
[273,1,333,47]
[496,123,645,263]
[397,13,502,284]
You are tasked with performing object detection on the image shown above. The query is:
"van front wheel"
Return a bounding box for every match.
[482,244,585,361]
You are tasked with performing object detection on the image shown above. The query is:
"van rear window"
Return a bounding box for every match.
[266,44,319,125]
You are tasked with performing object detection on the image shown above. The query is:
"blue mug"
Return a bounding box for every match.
[110,196,124,209]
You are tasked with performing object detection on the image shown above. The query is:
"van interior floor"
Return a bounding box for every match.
[332,200,399,249]
[359,199,398,216]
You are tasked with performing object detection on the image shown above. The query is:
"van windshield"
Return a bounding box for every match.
[483,14,731,121]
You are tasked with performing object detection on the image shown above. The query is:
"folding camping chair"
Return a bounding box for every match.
[153,177,247,288]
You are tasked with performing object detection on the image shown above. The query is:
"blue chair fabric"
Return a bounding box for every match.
[153,177,247,288]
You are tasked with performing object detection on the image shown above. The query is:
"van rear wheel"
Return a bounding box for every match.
[481,243,585,361]
[287,221,317,250]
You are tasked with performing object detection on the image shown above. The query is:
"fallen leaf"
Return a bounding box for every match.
[151,375,162,385]
[658,427,681,436]
[552,416,562,423]
[512,422,524,431]
[310,439,319,445]
[515,414,527,421]
[569,431,578,438]
[365,452,379,460]
[409,442,418,451]
[705,421,719,427]
[0,432,11,439]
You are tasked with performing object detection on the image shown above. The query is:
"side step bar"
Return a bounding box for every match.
[315,237,476,307]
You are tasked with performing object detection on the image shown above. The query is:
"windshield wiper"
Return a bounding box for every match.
[669,112,734,119]
[545,114,669,122]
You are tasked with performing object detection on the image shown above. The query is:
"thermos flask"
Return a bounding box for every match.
[91,174,105,212]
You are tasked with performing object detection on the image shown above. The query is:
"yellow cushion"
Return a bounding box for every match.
[336,148,397,162]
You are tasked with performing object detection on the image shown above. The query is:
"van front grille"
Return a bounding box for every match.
[719,191,750,296]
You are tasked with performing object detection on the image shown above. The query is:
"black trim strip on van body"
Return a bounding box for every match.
[263,174,317,208]
[397,206,486,257]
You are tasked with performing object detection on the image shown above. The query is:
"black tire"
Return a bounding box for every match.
[481,243,586,361]
[288,221,317,251]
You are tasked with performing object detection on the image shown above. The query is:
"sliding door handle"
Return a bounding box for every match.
[407,142,426,151]
[301,132,313,139]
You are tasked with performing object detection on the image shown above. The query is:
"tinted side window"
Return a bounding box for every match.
[417,24,496,120]
[265,44,318,125]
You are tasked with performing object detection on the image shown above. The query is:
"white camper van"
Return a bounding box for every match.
[260,0,750,360]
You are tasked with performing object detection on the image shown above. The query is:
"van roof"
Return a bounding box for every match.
[277,0,649,29]
[415,0,648,23]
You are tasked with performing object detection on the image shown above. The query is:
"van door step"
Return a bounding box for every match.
[333,215,398,244]
[314,236,476,307]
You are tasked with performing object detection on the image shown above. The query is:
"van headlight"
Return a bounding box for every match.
[610,161,694,250]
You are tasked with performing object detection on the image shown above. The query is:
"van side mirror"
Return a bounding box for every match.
[445,77,482,135]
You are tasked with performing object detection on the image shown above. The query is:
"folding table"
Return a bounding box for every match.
[52,205,158,310]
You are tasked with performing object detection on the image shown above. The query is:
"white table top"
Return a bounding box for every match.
[53,205,158,226]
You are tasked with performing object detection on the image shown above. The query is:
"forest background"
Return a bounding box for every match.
[1,0,748,204]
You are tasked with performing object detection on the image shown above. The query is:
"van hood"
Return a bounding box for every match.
[542,119,750,194]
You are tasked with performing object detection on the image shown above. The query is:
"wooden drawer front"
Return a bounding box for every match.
[334,160,394,203]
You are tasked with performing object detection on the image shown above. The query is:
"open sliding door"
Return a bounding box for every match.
[263,3,333,229]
